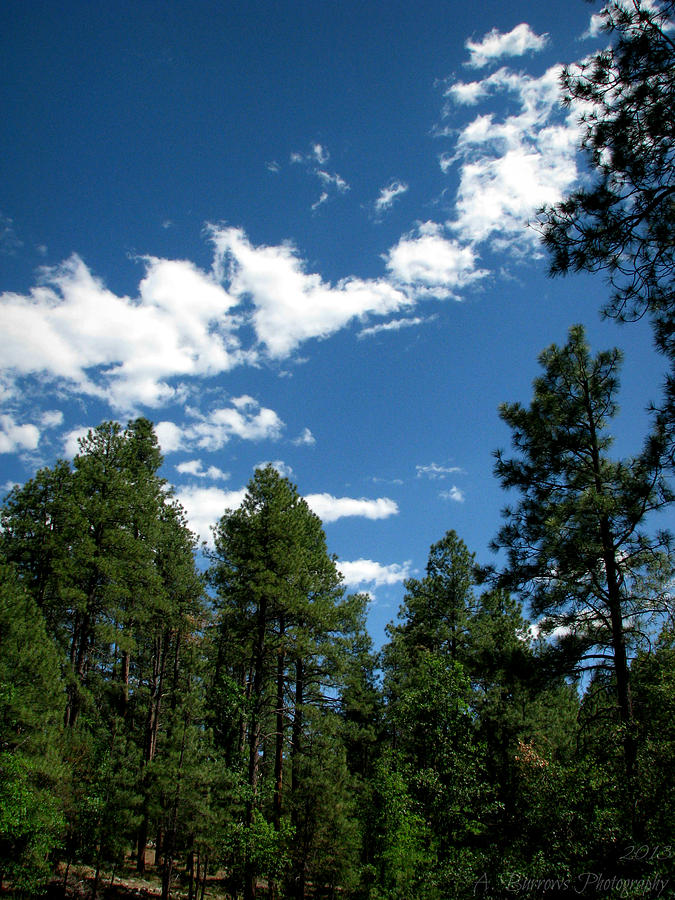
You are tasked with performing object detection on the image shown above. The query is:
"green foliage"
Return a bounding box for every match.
[0,753,64,894]
[539,1,675,347]
[2,415,675,898]
[492,326,672,712]
[0,561,67,892]
[369,750,435,900]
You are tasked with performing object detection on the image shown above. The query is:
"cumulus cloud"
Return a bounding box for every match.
[441,486,465,503]
[156,420,184,454]
[176,485,399,544]
[40,409,64,428]
[175,459,229,480]
[338,558,412,587]
[186,396,284,450]
[442,66,580,248]
[0,254,243,412]
[304,493,398,523]
[465,23,549,68]
[385,222,487,297]
[63,425,91,458]
[157,398,284,455]
[0,414,40,453]
[292,427,316,446]
[175,484,248,543]
[583,11,606,39]
[255,459,294,479]
[210,225,410,358]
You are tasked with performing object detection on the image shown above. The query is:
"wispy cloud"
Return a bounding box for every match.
[440,486,465,503]
[465,23,549,69]
[40,410,64,428]
[290,142,350,208]
[416,462,464,479]
[374,180,409,215]
[0,212,23,255]
[358,316,430,339]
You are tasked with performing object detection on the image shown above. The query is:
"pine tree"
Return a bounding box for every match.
[0,558,66,893]
[209,465,347,899]
[491,325,673,794]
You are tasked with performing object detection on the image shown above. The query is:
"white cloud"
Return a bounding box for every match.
[465,23,549,69]
[385,222,487,296]
[158,398,284,454]
[311,192,330,211]
[317,170,349,193]
[442,66,581,248]
[441,485,465,503]
[292,427,316,446]
[175,459,229,480]
[0,254,243,412]
[177,485,398,544]
[156,420,184,454]
[40,409,64,428]
[0,414,40,453]
[289,143,349,208]
[583,11,606,39]
[255,459,294,479]
[210,225,411,358]
[187,397,284,449]
[416,462,463,479]
[374,181,409,214]
[304,493,398,523]
[175,484,247,544]
[63,425,90,458]
[312,143,329,165]
[338,558,412,587]
[0,212,23,255]
[358,316,430,339]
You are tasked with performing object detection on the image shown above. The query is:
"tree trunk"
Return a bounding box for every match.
[244,596,268,900]
[273,617,286,831]
[290,659,305,900]
[137,628,170,872]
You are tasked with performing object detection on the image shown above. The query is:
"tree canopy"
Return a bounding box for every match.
[539,0,675,354]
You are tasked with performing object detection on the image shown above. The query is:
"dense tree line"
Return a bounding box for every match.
[3,3,675,896]
[2,379,675,898]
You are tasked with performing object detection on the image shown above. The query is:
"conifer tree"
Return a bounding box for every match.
[491,325,673,790]
[209,465,346,899]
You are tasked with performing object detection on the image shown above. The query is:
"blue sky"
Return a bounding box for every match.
[1,0,670,645]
